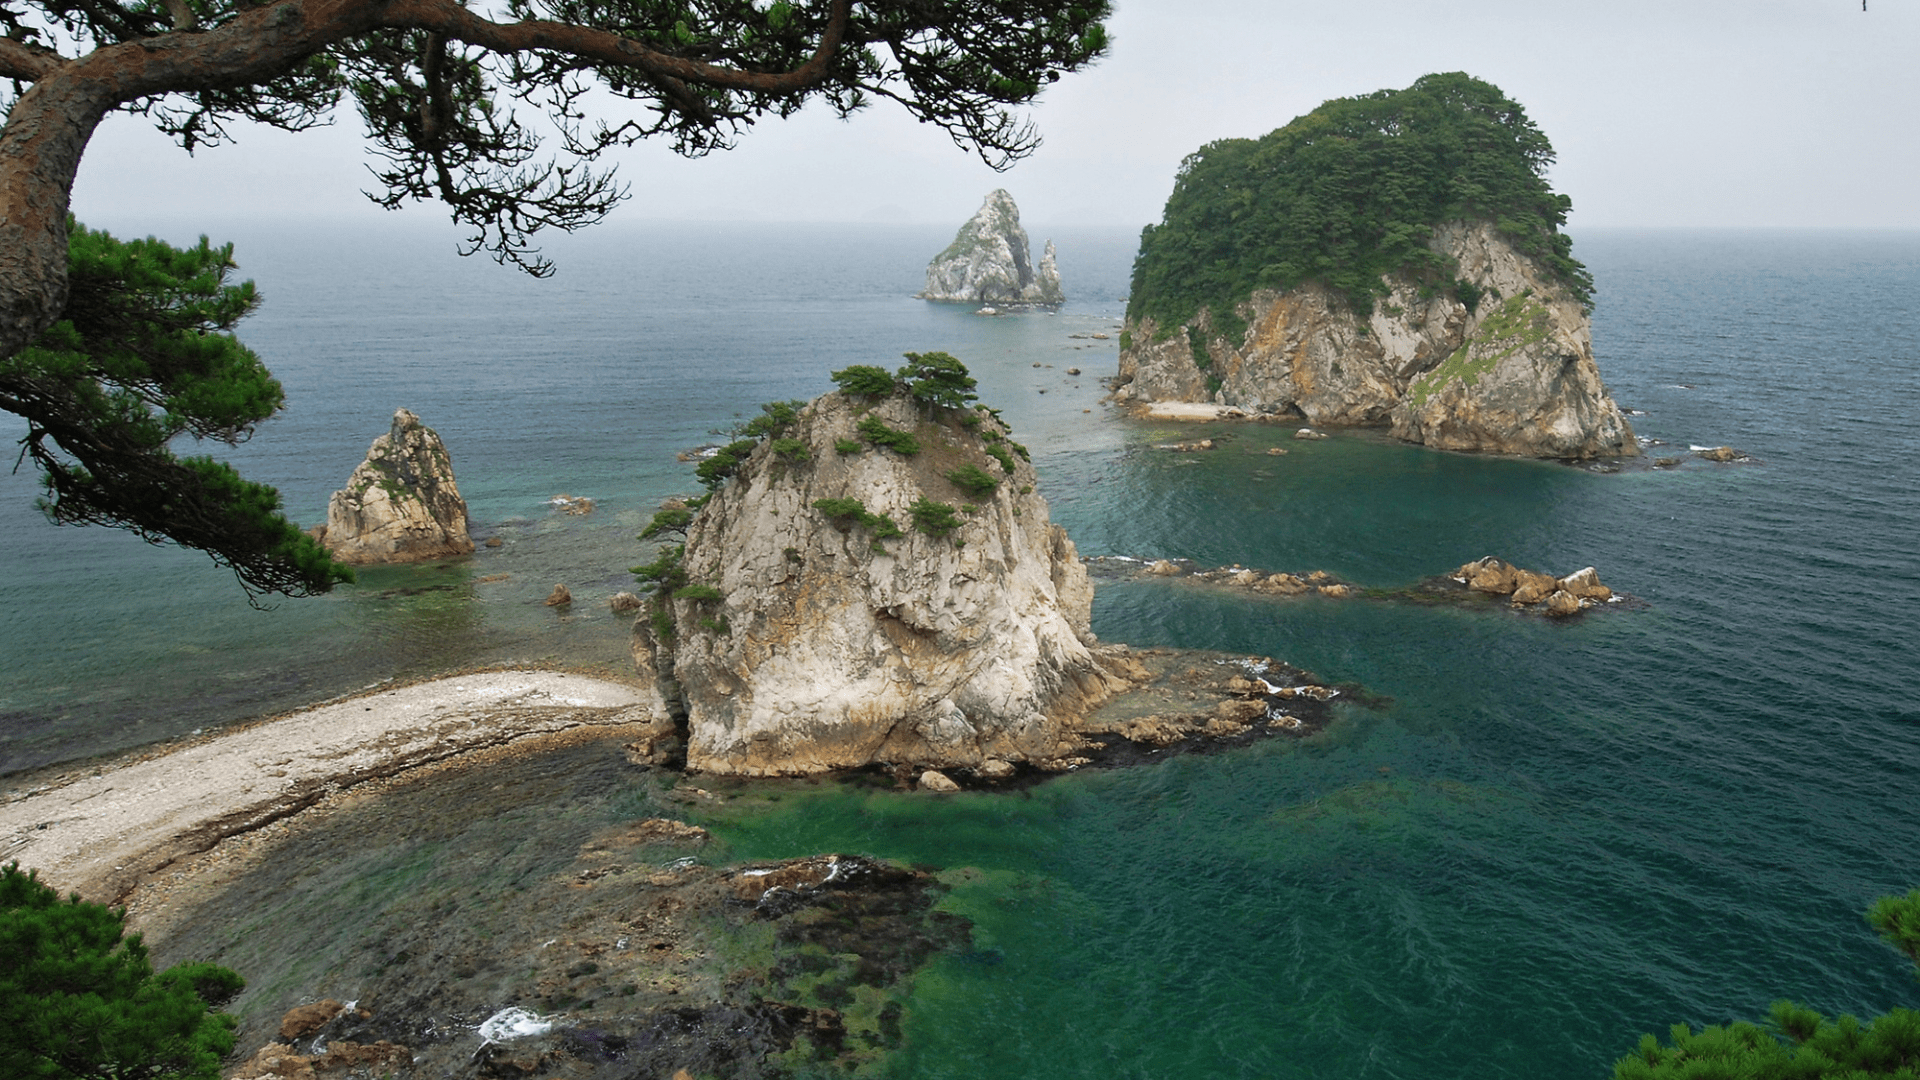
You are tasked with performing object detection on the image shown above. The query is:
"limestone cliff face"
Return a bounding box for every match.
[656,391,1128,776]
[918,190,1064,305]
[1115,222,1636,459]
[318,409,473,564]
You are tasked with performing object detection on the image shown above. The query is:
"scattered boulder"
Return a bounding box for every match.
[318,409,473,564]
[484,536,504,548]
[1294,427,1329,440]
[1509,569,1558,605]
[1317,583,1353,598]
[1556,566,1612,602]
[1266,446,1289,455]
[544,583,573,607]
[918,770,961,793]
[1066,367,1082,375]
[1215,699,1268,725]
[620,818,712,845]
[1466,558,1519,594]
[233,1038,409,1080]
[1695,446,1744,463]
[1145,559,1183,576]
[1654,456,1684,468]
[977,759,1017,780]
[609,591,644,614]
[1545,590,1582,617]
[279,1000,344,1040]
[917,190,1064,305]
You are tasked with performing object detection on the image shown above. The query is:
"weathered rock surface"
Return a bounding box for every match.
[918,190,1064,305]
[1114,222,1636,459]
[646,389,1136,776]
[317,409,473,564]
[1453,556,1615,615]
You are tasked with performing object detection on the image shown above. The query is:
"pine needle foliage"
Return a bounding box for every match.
[830,365,899,397]
[1127,72,1592,334]
[1611,889,1920,1078]
[0,862,244,1080]
[908,497,962,538]
[896,351,977,413]
[856,415,920,456]
[2,221,352,599]
[944,464,998,497]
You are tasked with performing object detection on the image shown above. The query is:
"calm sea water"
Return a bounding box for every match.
[4,222,1918,1077]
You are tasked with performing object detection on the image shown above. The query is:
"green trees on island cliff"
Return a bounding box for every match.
[1612,889,1920,1078]
[1126,72,1593,333]
[0,0,1112,598]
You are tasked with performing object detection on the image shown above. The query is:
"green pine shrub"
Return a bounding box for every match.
[857,415,920,455]
[1,862,243,1080]
[945,464,999,497]
[909,498,962,538]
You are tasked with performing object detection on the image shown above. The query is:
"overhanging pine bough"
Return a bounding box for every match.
[0,0,1112,597]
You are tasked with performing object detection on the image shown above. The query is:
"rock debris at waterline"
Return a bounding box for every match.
[1116,222,1637,459]
[313,408,474,563]
[918,189,1064,306]
[1091,555,1627,617]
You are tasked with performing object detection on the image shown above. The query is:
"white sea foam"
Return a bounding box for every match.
[478,1007,552,1042]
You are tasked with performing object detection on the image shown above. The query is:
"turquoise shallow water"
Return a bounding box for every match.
[4,224,1919,1076]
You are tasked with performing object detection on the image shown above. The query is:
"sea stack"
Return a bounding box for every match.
[638,366,1134,776]
[316,408,474,564]
[1114,74,1635,460]
[918,190,1064,306]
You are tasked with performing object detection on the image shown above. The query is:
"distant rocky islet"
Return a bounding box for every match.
[917,189,1063,308]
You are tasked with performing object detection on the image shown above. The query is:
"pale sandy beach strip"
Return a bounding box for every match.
[0,671,651,905]
[1138,402,1251,420]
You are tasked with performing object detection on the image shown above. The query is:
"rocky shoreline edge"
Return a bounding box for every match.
[1,651,1364,1079]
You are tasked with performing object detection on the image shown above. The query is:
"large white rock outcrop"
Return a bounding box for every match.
[1114,221,1636,459]
[918,190,1064,305]
[317,409,473,564]
[646,389,1132,776]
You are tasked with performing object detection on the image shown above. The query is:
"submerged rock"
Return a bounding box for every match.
[644,385,1136,776]
[317,409,473,564]
[918,190,1064,306]
[918,769,961,793]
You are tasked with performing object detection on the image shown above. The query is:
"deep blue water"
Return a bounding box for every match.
[2,223,1917,1077]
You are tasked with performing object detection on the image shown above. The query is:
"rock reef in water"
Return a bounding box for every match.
[316,408,473,564]
[640,387,1135,776]
[918,189,1063,305]
[1116,222,1636,459]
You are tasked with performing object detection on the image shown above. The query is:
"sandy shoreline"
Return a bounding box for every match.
[0,671,653,905]
[1135,401,1258,421]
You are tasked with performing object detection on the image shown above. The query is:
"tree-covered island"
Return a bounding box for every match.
[1115,72,1637,460]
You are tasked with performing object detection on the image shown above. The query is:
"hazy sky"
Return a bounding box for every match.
[70,0,1920,234]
